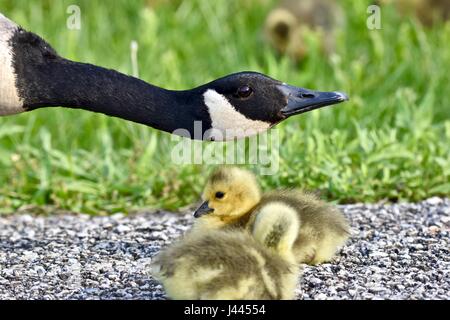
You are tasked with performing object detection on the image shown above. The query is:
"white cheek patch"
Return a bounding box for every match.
[0,13,24,116]
[203,89,270,141]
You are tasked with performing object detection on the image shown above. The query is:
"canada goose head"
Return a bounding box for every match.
[192,71,348,140]
[0,12,348,141]
[193,166,261,221]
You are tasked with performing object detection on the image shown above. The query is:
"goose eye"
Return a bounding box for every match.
[215,191,225,199]
[237,85,253,98]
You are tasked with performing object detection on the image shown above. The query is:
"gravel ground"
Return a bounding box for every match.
[0,197,449,300]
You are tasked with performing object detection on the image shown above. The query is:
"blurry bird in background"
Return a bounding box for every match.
[264,0,345,62]
[376,0,450,26]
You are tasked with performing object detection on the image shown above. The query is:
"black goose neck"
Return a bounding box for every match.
[11,29,210,136]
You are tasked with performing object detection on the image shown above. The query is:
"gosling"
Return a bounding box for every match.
[192,166,350,265]
[150,203,300,300]
[376,0,449,26]
[264,0,344,62]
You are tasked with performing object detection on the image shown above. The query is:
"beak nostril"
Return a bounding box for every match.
[300,93,315,99]
[278,84,348,117]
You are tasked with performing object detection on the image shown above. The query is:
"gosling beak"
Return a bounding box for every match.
[278,84,349,117]
[193,201,214,218]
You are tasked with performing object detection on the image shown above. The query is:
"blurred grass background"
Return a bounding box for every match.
[0,0,449,214]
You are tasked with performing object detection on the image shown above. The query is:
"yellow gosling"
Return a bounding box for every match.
[264,0,344,62]
[192,166,350,265]
[377,0,449,26]
[150,206,300,300]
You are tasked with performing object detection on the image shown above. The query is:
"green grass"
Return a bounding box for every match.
[0,0,449,214]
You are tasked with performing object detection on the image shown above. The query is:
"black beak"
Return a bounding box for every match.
[278,84,349,117]
[193,201,214,218]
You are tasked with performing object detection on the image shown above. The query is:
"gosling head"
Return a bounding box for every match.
[264,8,299,56]
[193,72,348,141]
[264,0,344,62]
[193,167,261,223]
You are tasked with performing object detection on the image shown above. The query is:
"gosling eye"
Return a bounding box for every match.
[236,85,253,99]
[215,191,225,199]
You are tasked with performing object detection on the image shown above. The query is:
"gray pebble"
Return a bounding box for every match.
[0,198,449,300]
